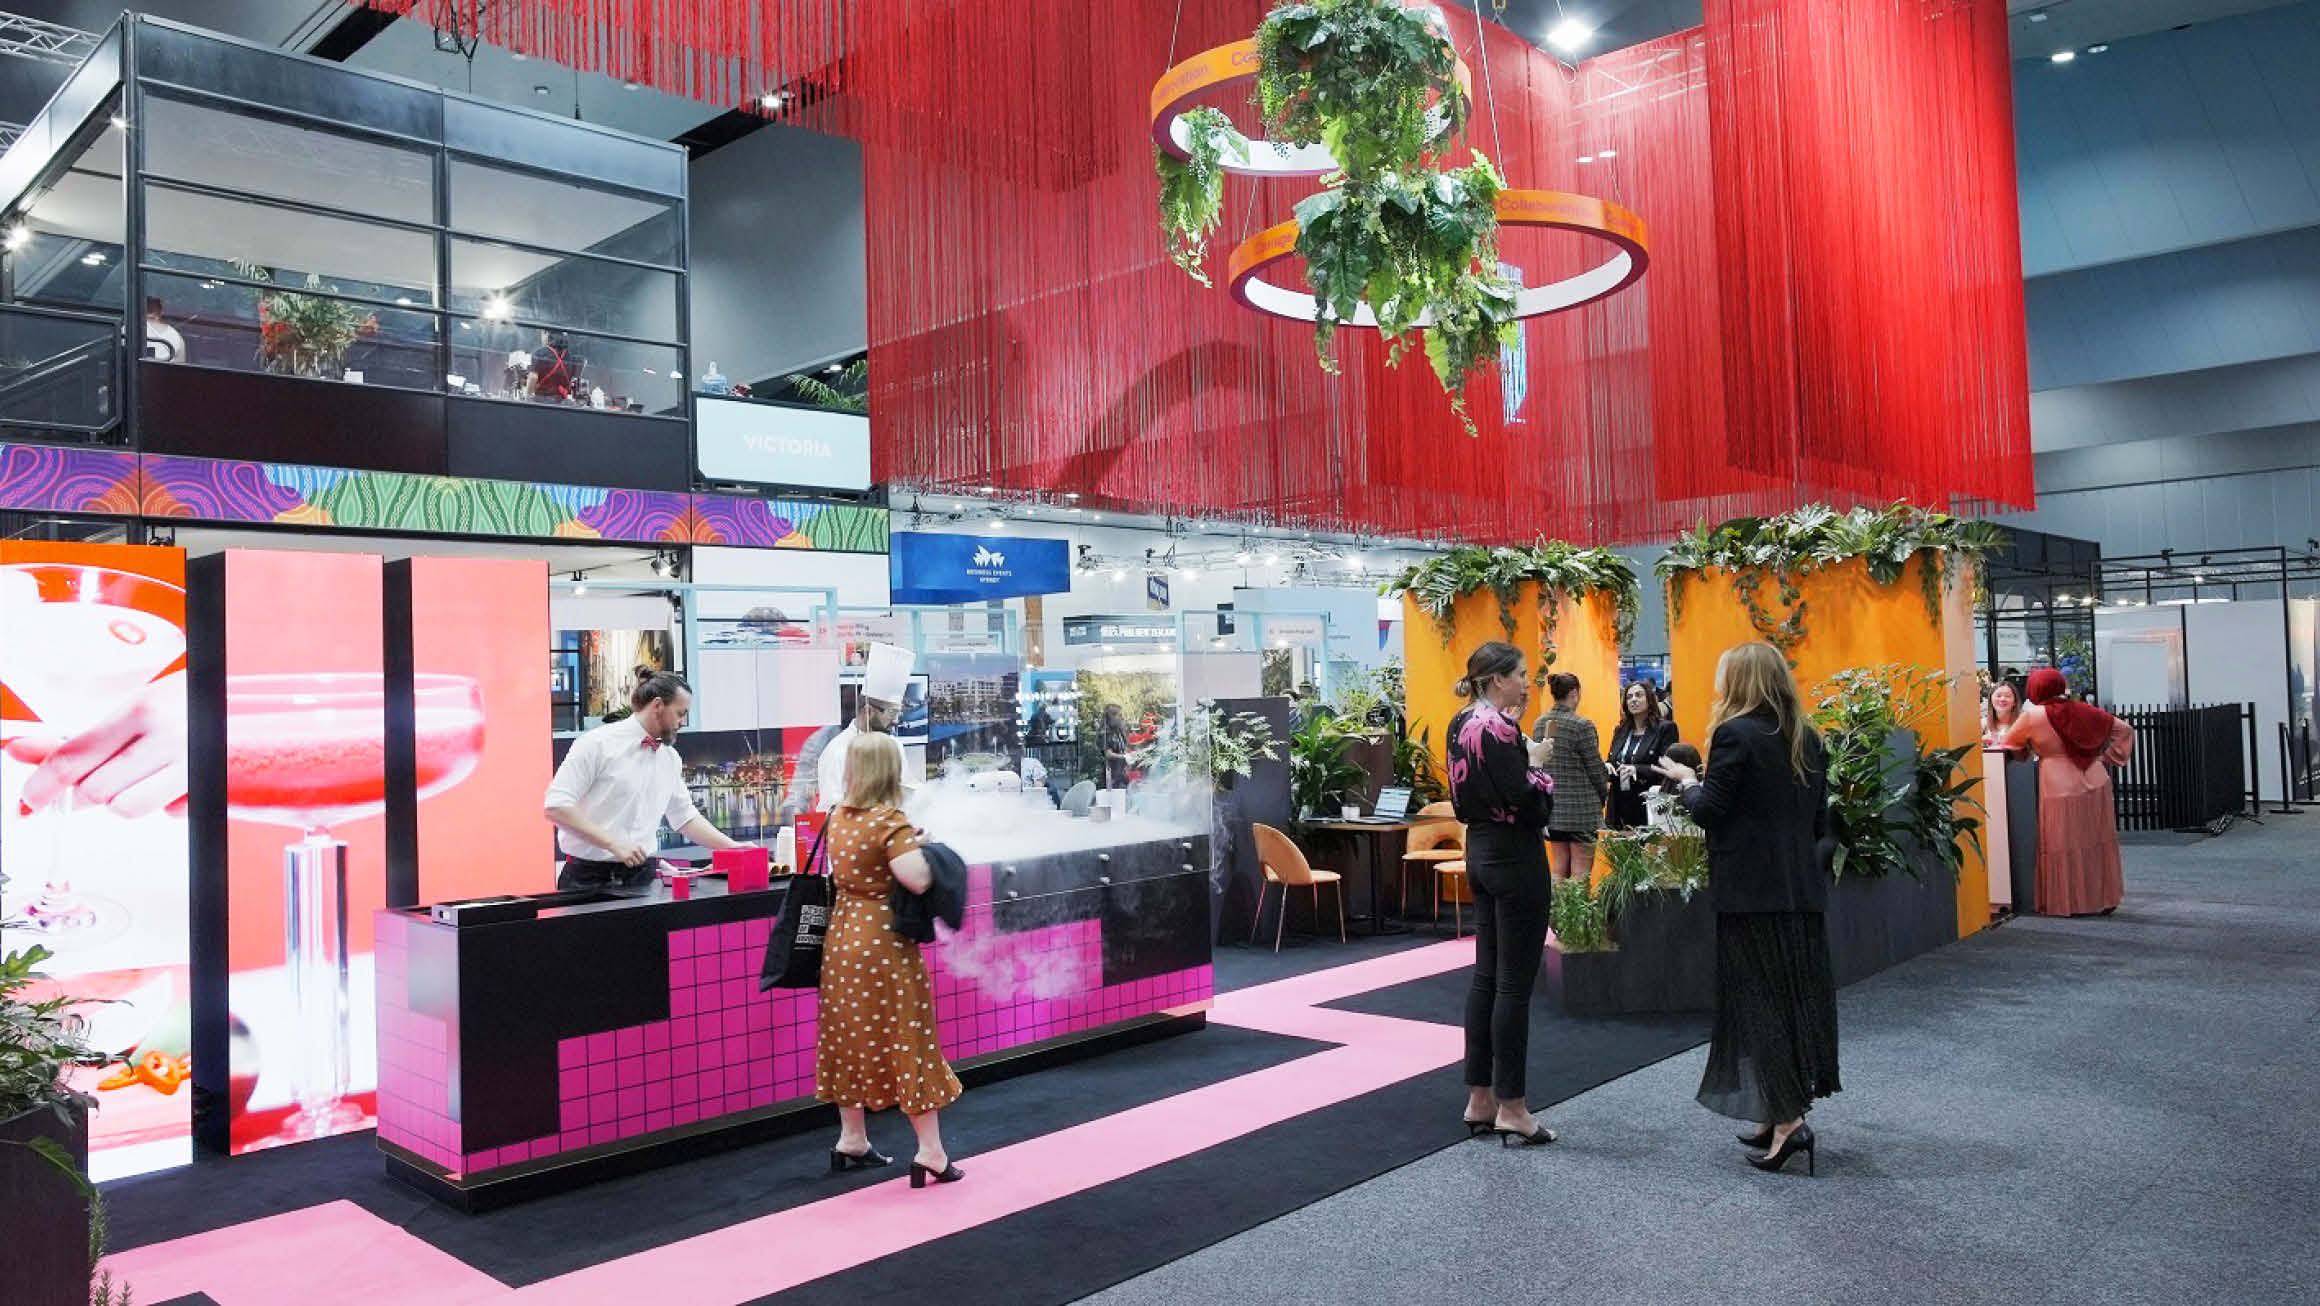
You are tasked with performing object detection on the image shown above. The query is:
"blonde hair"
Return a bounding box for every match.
[1707,642,1817,780]
[840,731,904,810]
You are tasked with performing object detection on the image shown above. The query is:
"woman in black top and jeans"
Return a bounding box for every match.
[1445,641,1559,1147]
[1654,642,1839,1175]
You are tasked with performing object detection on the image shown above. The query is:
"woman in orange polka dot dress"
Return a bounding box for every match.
[816,732,964,1186]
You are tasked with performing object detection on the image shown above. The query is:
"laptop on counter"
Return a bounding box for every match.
[1347,786,1413,824]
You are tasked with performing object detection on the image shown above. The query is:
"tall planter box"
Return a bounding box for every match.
[1541,889,1718,1017]
[1,1106,90,1306]
[1826,863,1961,987]
[1404,584,1624,781]
[1666,554,1988,940]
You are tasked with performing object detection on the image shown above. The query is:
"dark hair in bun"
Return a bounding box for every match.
[1455,641,1523,700]
[1546,672,1581,703]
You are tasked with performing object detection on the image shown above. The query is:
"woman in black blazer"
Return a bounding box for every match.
[1605,680,1678,829]
[1653,642,1838,1176]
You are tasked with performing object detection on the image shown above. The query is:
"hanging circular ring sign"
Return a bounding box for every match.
[1149,33,1474,178]
[1225,190,1651,325]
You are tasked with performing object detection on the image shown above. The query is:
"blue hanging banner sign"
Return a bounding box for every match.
[889,531,1071,605]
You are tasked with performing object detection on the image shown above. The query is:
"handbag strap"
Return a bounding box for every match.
[803,820,832,877]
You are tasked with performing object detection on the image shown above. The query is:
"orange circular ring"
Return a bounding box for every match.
[1225,189,1650,325]
[1149,21,1475,178]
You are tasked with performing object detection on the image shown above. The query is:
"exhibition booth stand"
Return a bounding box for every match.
[1,538,1220,1217]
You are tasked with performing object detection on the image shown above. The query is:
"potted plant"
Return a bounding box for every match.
[1288,712,1370,830]
[233,260,379,380]
[1133,705,1281,792]
[1,943,112,1306]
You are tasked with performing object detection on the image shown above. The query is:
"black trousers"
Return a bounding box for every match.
[1463,823,1552,1101]
[556,857,659,892]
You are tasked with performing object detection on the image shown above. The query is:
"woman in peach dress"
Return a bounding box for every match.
[2001,668,2135,916]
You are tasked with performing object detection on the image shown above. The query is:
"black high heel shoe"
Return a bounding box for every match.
[1746,1124,1815,1176]
[1496,1123,1558,1147]
[829,1146,892,1173]
[910,1159,966,1188]
[1464,1117,1494,1139]
[1737,1125,1775,1149]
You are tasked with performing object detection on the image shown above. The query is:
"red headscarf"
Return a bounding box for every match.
[2027,668,2114,769]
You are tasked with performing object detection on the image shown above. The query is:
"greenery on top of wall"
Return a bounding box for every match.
[1382,542,1640,675]
[1655,503,2005,662]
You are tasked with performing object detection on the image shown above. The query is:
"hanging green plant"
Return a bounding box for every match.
[1155,107,1249,286]
[1383,541,1640,675]
[1656,503,2006,663]
[1253,0,1469,187]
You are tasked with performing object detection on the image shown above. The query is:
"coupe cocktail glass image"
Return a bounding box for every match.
[225,671,484,1138]
[0,562,187,941]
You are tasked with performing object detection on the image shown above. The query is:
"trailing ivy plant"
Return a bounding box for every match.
[1656,503,2006,664]
[1252,0,1513,433]
[1155,107,1250,285]
[1383,542,1640,678]
[1811,665,1984,882]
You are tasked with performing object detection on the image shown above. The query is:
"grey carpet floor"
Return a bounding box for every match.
[1080,817,2320,1306]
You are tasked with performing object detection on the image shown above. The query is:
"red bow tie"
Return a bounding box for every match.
[640,736,663,751]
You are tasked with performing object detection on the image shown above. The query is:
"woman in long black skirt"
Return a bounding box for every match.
[1444,641,1560,1148]
[1653,641,1839,1174]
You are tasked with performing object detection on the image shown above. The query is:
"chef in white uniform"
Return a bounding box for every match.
[815,642,913,812]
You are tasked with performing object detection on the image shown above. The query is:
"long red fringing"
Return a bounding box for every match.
[360,0,2035,545]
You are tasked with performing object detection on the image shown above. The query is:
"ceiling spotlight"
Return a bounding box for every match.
[623,80,641,91]
[570,571,589,596]
[1546,18,1595,54]
[533,84,553,96]
[760,91,791,110]
[3,225,28,251]
[482,294,513,321]
[2027,10,2048,21]
[394,296,413,307]
[823,363,844,373]
[1598,148,1616,158]
[2088,44,2109,53]
[108,114,127,130]
[79,251,105,265]
[1577,155,1595,164]
[2049,49,2076,64]
[512,51,529,60]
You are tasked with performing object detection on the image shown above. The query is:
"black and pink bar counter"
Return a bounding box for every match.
[374,833,1212,1208]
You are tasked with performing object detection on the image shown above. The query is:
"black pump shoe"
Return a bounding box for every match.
[1737,1125,1775,1148]
[910,1160,966,1188]
[829,1146,893,1173]
[1747,1124,1815,1176]
[1496,1123,1558,1147]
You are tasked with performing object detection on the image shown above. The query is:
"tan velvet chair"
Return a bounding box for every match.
[1251,822,1347,952]
[1400,817,1467,917]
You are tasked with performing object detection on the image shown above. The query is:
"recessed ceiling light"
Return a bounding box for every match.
[1597,148,1616,158]
[2027,11,2048,21]
[394,296,413,307]
[1578,155,1594,164]
[1546,18,1595,54]
[80,251,105,265]
[623,81,640,91]
[2088,44,2110,53]
[2049,49,2076,63]
[533,84,552,96]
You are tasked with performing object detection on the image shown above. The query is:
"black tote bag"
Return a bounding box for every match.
[759,824,832,990]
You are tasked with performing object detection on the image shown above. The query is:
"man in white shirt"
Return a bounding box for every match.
[544,672,745,890]
[814,642,914,813]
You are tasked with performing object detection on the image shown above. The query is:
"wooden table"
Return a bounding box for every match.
[1304,821,1415,936]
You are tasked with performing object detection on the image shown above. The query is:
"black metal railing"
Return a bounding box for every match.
[0,304,121,438]
[2110,703,2251,833]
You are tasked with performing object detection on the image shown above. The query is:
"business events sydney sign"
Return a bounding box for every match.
[890,532,1071,605]
[696,395,872,492]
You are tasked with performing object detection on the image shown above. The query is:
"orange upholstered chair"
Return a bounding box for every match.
[1400,818,1467,916]
[1251,822,1347,952]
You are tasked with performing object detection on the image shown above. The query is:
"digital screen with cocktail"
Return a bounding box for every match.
[224,671,483,1139]
[0,555,194,1178]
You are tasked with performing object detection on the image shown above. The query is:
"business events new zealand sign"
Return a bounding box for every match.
[890,531,1071,605]
[696,396,872,492]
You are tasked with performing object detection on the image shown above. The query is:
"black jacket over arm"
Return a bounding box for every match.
[1679,709,1830,914]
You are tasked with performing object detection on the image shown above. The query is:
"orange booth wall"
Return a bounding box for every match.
[1403,585,1624,782]
[1665,553,1988,938]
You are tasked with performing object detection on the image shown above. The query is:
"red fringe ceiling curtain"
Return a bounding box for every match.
[359,0,2034,544]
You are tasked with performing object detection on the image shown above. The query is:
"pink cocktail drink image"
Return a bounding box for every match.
[222,672,483,1139]
[0,563,187,939]
[224,674,484,830]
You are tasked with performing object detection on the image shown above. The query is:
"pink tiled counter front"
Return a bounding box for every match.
[377,848,1212,1195]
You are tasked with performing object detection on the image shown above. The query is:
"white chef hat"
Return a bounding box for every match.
[864,642,915,705]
